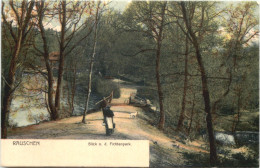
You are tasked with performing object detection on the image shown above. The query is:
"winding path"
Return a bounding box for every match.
[8,79,208,167]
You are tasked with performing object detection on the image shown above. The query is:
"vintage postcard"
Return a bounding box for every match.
[1,0,259,167]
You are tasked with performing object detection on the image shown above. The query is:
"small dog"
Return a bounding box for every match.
[129,112,138,118]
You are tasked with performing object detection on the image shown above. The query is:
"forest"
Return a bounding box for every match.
[1,0,259,167]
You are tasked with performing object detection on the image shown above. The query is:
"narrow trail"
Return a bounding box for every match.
[8,79,208,167]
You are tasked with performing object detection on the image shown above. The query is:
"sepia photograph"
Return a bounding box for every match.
[1,0,259,167]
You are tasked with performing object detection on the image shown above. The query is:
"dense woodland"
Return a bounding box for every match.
[1,0,259,166]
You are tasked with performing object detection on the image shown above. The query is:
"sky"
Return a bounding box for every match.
[45,1,130,31]
[110,1,130,11]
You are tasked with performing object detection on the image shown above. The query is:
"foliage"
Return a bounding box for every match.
[219,104,235,115]
[92,78,120,98]
[182,150,259,167]
[1,3,258,163]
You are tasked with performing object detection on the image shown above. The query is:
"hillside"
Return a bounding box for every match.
[8,80,209,167]
[7,80,258,167]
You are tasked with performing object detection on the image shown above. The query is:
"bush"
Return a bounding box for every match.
[228,153,259,167]
[136,86,158,104]
[219,104,235,115]
[182,152,210,167]
[252,115,259,127]
[182,151,259,167]
[93,78,120,98]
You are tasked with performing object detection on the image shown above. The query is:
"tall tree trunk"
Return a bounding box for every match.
[44,86,51,115]
[45,73,57,120]
[71,67,77,114]
[82,2,100,123]
[157,2,167,130]
[37,0,58,120]
[1,41,22,138]
[66,69,72,112]
[232,90,241,133]
[195,44,217,166]
[156,42,165,130]
[177,36,189,130]
[180,2,217,165]
[194,44,217,165]
[66,61,77,115]
[188,93,196,134]
[55,0,66,118]
[65,65,76,116]
[1,1,35,138]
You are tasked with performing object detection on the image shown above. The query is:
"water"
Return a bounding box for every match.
[9,97,49,127]
[9,73,102,127]
[9,93,101,127]
[203,131,259,146]
[235,131,259,144]
[215,132,236,146]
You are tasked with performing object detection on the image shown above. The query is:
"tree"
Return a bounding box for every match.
[177,36,189,130]
[211,2,259,119]
[1,0,35,138]
[178,2,218,164]
[166,2,258,164]
[35,0,58,120]
[51,0,94,119]
[65,52,79,115]
[123,1,168,130]
[82,1,102,123]
[223,3,259,133]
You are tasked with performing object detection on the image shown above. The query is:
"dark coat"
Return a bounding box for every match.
[103,107,114,117]
[100,99,108,109]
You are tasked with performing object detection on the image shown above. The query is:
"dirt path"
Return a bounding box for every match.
[8,80,208,167]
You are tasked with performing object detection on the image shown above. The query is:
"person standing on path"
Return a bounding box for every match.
[103,105,115,133]
[100,98,108,123]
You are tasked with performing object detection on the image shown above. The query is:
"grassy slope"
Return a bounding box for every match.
[215,110,259,132]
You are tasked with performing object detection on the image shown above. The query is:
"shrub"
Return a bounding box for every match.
[252,115,259,127]
[219,104,235,115]
[93,78,120,98]
[136,86,158,104]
